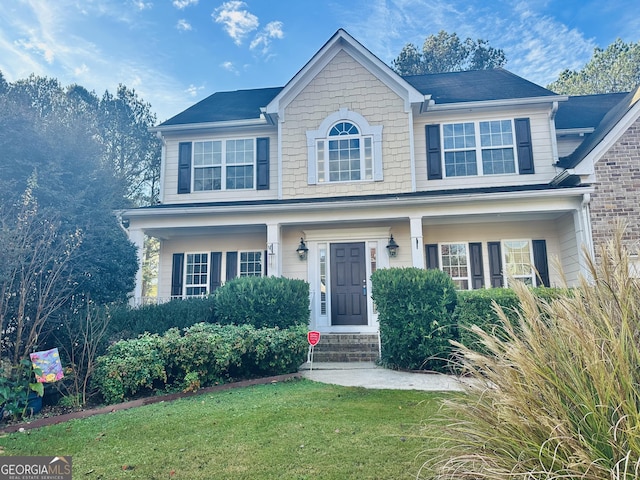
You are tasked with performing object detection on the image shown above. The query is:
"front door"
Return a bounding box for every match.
[330,242,367,325]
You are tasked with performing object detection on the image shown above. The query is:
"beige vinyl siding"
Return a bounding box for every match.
[280,50,412,199]
[157,231,268,299]
[556,135,588,158]
[161,128,278,205]
[423,219,563,287]
[556,211,581,285]
[415,105,558,191]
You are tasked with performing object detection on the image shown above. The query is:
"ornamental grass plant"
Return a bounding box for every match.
[425,230,640,479]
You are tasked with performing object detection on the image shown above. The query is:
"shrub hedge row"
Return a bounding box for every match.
[93,323,308,404]
[371,267,569,372]
[107,276,310,341]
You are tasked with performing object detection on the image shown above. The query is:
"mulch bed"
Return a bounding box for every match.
[0,372,302,434]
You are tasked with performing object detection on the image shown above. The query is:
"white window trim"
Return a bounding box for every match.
[238,250,265,277]
[184,252,209,298]
[192,138,256,192]
[307,108,383,184]
[442,119,518,178]
[502,239,536,287]
[437,242,472,290]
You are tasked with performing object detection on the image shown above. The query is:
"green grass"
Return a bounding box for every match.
[0,379,447,479]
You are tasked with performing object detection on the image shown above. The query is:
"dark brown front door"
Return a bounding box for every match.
[330,242,367,325]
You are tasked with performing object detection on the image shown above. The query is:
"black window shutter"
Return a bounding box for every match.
[425,244,439,269]
[171,253,184,297]
[178,142,192,193]
[263,250,268,276]
[532,240,550,287]
[210,252,222,293]
[469,242,484,289]
[487,242,504,288]
[515,118,534,174]
[426,125,442,180]
[226,251,238,281]
[256,137,270,190]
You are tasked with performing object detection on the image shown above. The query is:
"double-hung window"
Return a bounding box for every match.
[307,109,383,185]
[193,139,254,191]
[239,251,263,277]
[440,243,470,290]
[503,240,534,285]
[442,120,516,177]
[317,122,373,182]
[185,253,208,297]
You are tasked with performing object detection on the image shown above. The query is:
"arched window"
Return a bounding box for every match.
[306,109,383,184]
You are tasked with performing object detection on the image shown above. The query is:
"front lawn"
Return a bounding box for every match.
[0,379,448,479]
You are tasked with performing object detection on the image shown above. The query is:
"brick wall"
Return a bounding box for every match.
[590,116,640,254]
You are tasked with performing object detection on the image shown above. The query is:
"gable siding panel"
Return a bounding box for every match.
[280,50,412,200]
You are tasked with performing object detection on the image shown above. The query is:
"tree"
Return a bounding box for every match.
[547,38,640,94]
[98,85,162,206]
[392,31,506,75]
[0,182,80,364]
[0,74,138,342]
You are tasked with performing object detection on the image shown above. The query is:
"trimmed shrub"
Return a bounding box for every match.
[92,333,168,404]
[425,230,640,480]
[214,276,309,329]
[371,267,457,371]
[92,323,307,404]
[453,287,570,354]
[107,297,216,340]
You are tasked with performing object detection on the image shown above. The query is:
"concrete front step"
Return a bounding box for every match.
[310,333,380,362]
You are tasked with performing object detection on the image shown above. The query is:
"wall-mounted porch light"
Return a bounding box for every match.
[386,235,399,258]
[296,237,309,260]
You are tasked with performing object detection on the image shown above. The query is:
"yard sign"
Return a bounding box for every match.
[307,331,321,371]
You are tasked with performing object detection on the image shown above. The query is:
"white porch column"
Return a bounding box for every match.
[128,228,145,306]
[574,193,594,280]
[410,217,425,268]
[266,223,281,277]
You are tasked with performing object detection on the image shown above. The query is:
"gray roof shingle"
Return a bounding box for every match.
[158,69,558,127]
[160,86,283,126]
[403,68,557,103]
[555,92,628,130]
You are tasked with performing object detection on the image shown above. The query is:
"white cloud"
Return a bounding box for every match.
[73,63,89,76]
[185,83,204,96]
[249,21,284,54]
[14,36,56,64]
[220,60,239,74]
[176,19,192,31]
[213,1,259,46]
[173,0,198,9]
[132,0,153,11]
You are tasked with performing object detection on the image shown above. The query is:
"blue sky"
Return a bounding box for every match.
[1,0,638,122]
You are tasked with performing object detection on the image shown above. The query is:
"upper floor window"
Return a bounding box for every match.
[193,139,254,191]
[307,109,383,185]
[317,121,373,182]
[442,120,515,177]
[426,117,534,180]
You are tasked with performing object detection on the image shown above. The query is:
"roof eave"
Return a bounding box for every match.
[426,95,568,112]
[151,117,270,134]
[122,185,593,220]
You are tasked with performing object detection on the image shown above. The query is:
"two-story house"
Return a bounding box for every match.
[122,29,621,336]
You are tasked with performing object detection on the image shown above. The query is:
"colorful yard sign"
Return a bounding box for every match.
[307,331,321,346]
[30,348,64,383]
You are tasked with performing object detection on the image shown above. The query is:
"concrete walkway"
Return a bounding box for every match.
[300,362,465,391]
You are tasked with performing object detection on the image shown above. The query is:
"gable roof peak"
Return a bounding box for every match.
[264,29,424,116]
